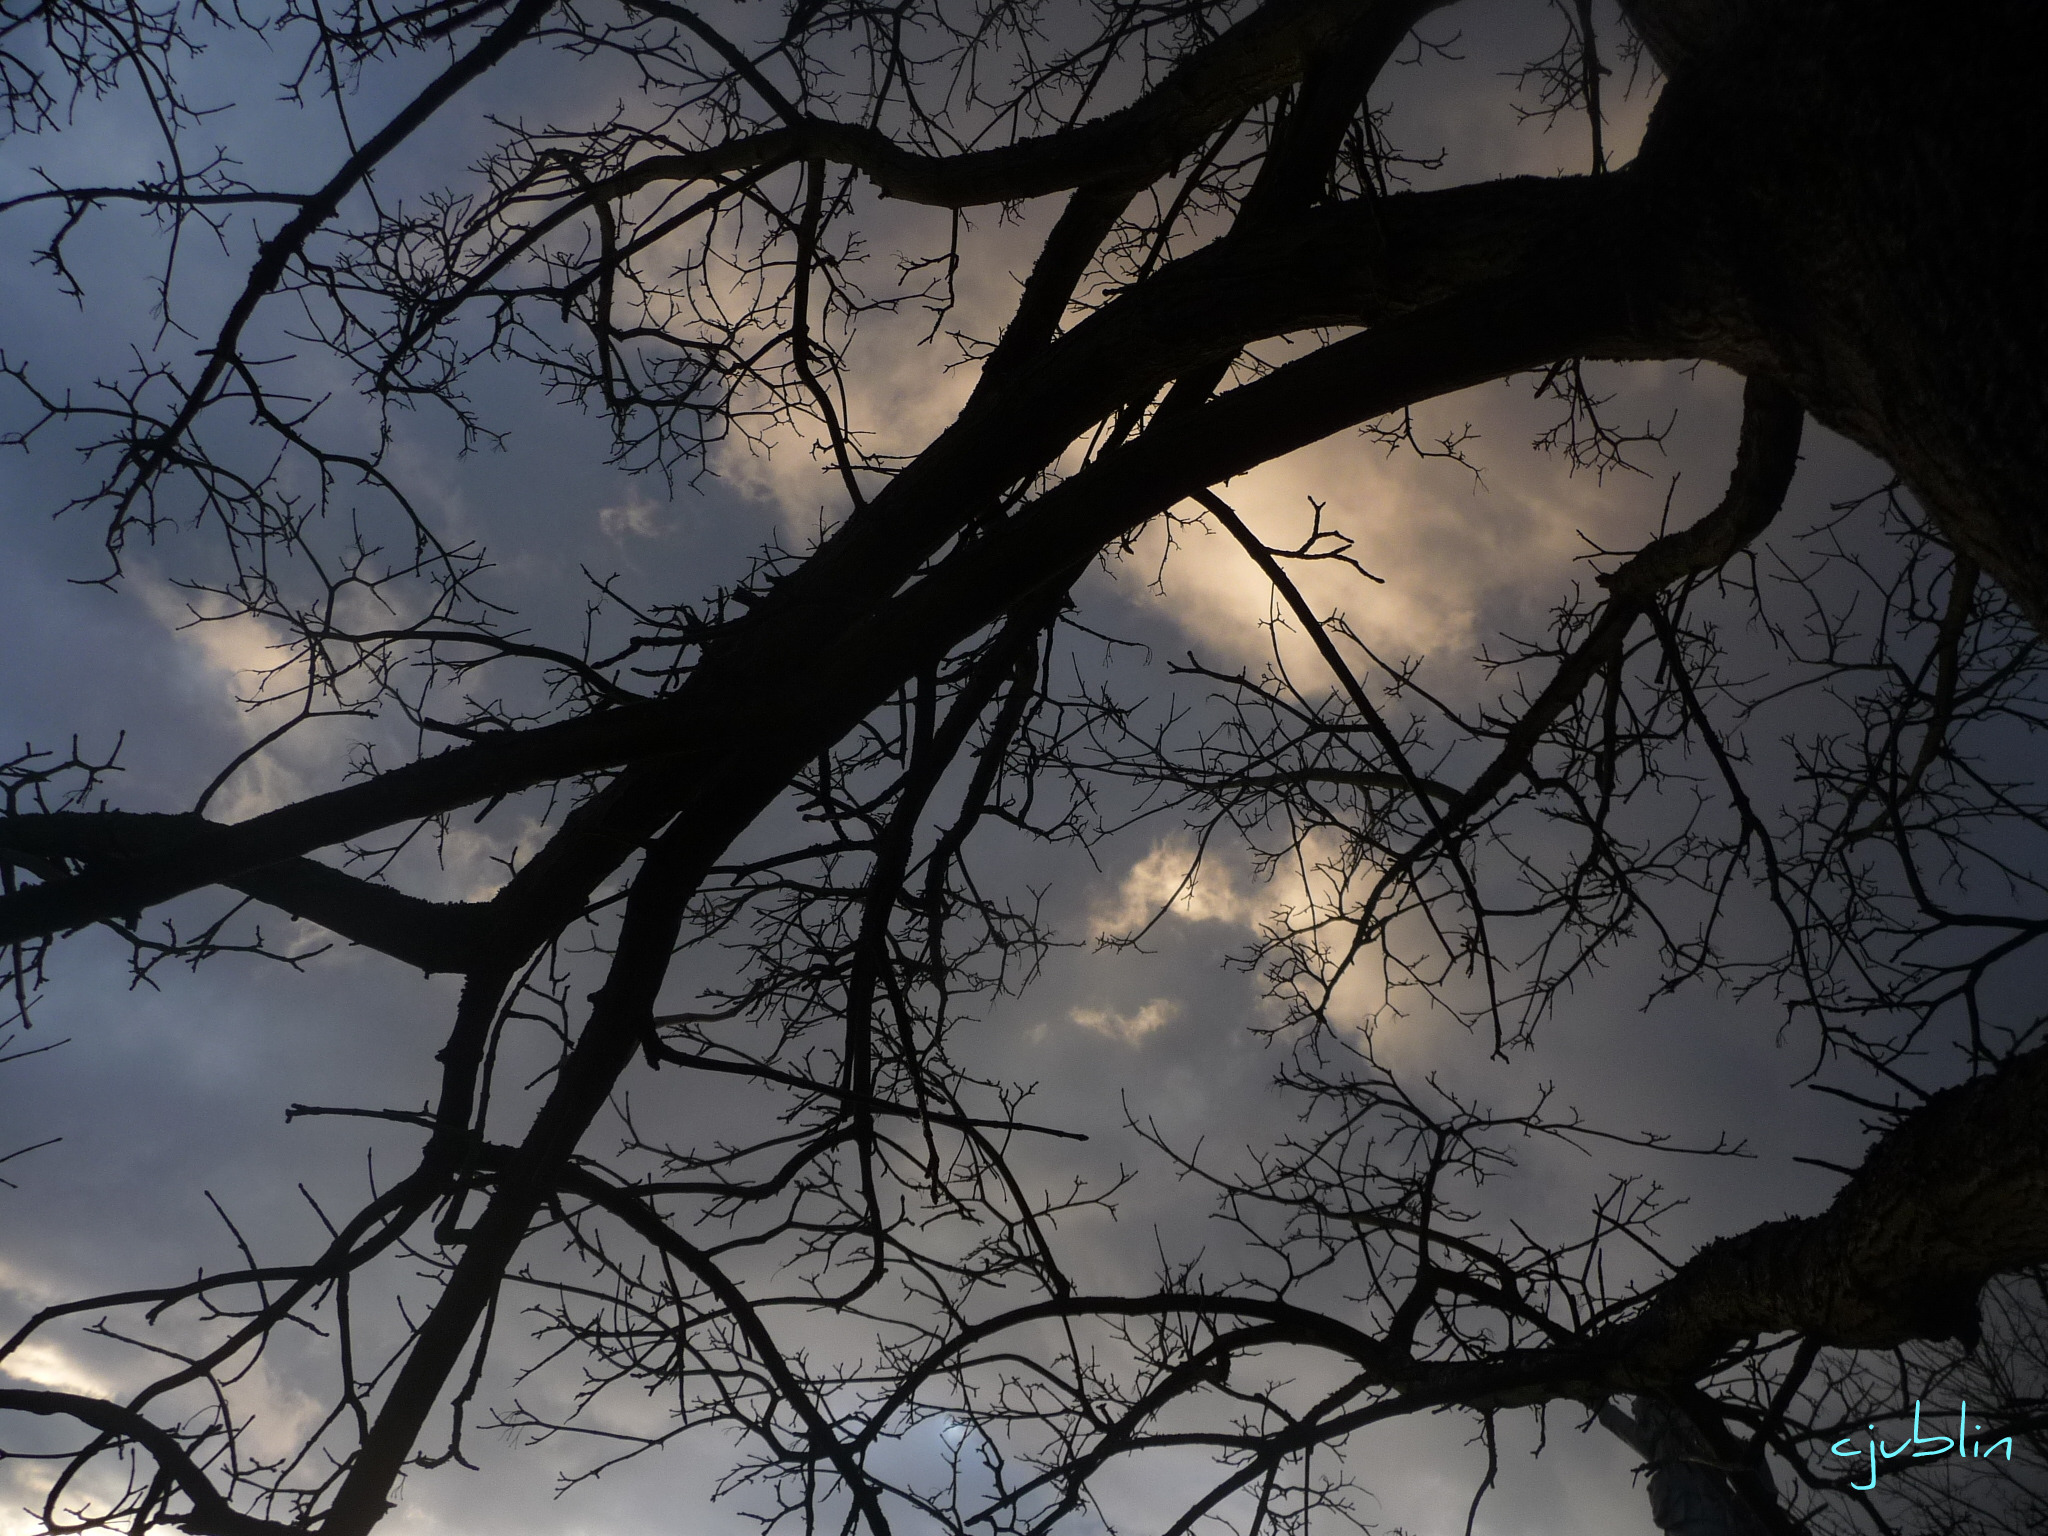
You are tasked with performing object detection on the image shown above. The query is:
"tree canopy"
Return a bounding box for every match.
[2,2,2046,1534]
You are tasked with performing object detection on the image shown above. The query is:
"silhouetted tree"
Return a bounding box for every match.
[3,2,2046,1534]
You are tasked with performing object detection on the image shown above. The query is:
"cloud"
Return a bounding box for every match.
[1090,359,1747,721]
[598,490,667,540]
[1106,411,1624,689]
[128,579,319,821]
[1069,997,1180,1043]
[1094,839,1257,937]
[1084,830,1411,1046]
[709,199,1047,538]
[0,1340,111,1398]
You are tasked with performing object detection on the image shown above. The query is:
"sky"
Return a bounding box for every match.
[0,3,2013,1534]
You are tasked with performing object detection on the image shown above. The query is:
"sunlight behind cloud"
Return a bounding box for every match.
[135,579,323,822]
[0,1341,110,1399]
[1112,395,1663,690]
[1094,840,1257,936]
[1090,830,1402,1042]
[709,198,1061,535]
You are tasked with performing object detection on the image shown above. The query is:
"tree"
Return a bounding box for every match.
[2,0,2046,1533]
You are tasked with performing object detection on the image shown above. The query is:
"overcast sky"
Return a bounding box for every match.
[0,4,1979,1534]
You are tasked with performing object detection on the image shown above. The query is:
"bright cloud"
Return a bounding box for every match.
[1094,839,1257,937]
[1070,998,1180,1043]
[0,1339,111,1398]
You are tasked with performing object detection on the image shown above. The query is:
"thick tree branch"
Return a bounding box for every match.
[316,754,800,1536]
[99,0,559,548]
[572,0,1449,209]
[848,1043,2048,1446]
[1596,1047,2048,1380]
[0,1388,294,1536]
[0,172,1649,950]
[0,812,495,972]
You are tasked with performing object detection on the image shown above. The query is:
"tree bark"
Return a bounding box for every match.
[1635,0,2048,629]
[1600,1398,1776,1536]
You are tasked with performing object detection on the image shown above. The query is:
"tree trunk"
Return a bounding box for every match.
[1600,1399,1775,1536]
[1635,0,2048,629]
[1616,8,2045,1531]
